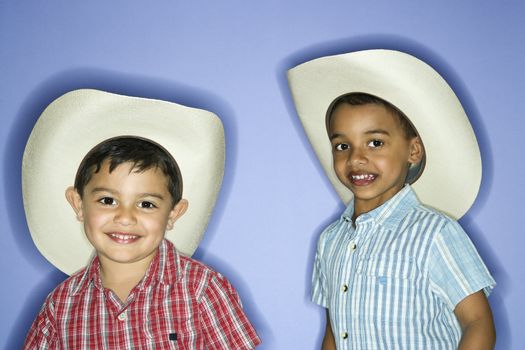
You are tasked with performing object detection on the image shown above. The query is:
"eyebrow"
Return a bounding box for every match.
[138,193,166,200]
[365,129,391,136]
[329,133,343,141]
[90,187,166,200]
[91,187,117,195]
[329,129,391,140]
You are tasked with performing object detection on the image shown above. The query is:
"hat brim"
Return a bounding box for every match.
[287,49,481,219]
[22,89,225,275]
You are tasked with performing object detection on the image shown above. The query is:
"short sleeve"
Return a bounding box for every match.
[199,273,261,350]
[312,238,328,307]
[23,297,59,350]
[428,219,496,310]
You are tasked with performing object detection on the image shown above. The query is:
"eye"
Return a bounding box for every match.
[368,140,384,148]
[334,143,349,151]
[98,197,116,206]
[139,201,157,209]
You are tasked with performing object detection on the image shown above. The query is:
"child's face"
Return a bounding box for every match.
[329,103,423,214]
[66,161,187,268]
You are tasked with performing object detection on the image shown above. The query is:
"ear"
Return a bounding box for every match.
[65,186,84,222]
[407,136,425,165]
[166,199,189,231]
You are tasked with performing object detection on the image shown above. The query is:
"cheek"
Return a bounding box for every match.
[375,153,402,167]
[374,155,409,177]
[82,208,111,230]
[374,157,391,169]
[332,155,346,172]
[333,158,349,182]
[143,214,170,233]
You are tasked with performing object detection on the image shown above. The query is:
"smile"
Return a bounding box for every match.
[349,173,377,185]
[108,232,140,244]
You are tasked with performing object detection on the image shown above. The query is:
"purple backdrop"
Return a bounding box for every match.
[1,1,522,349]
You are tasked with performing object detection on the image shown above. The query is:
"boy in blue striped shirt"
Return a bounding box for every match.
[288,50,496,349]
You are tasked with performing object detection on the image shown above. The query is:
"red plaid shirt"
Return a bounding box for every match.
[24,240,261,349]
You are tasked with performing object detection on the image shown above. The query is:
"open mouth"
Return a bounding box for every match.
[349,173,377,186]
[107,232,140,244]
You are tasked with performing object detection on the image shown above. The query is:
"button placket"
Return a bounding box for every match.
[341,220,363,344]
[341,222,355,297]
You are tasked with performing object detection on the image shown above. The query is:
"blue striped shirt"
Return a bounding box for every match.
[312,185,495,349]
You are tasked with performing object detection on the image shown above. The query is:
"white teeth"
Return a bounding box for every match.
[351,174,374,180]
[110,233,138,240]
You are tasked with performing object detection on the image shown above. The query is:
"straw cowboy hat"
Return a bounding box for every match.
[23,89,225,275]
[287,49,481,219]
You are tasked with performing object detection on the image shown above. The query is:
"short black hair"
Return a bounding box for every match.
[74,137,183,206]
[326,92,418,139]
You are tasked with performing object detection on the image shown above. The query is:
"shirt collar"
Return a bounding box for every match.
[150,239,182,286]
[70,255,101,296]
[70,239,182,296]
[341,185,420,230]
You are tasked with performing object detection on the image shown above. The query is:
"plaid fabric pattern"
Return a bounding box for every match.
[24,240,260,349]
[312,185,495,349]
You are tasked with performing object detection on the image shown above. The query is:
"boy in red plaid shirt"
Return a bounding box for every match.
[22,90,261,349]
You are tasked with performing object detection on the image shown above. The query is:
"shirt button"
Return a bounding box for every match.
[341,332,348,339]
[349,242,357,250]
[118,312,127,321]
[341,284,348,292]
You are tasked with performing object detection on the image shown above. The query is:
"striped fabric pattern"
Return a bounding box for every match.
[24,240,260,350]
[312,185,495,349]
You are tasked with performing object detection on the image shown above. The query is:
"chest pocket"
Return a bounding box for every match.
[354,253,418,282]
[142,315,198,350]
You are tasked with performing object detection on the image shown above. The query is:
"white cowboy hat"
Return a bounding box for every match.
[22,89,225,275]
[287,49,481,219]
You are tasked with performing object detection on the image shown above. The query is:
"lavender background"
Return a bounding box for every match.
[1,1,523,349]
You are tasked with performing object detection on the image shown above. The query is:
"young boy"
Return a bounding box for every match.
[22,90,261,349]
[288,50,496,349]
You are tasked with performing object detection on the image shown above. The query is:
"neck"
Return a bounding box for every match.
[98,252,157,302]
[352,184,407,221]
[352,205,366,222]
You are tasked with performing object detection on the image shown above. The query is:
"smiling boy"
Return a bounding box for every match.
[22,90,260,349]
[288,51,496,349]
[64,138,189,303]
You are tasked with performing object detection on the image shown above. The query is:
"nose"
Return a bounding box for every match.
[348,147,367,166]
[114,206,137,226]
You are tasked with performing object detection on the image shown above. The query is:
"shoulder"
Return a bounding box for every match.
[23,273,84,349]
[45,267,89,303]
[415,205,487,273]
[162,240,237,299]
[385,202,468,260]
[178,254,218,281]
[417,204,467,237]
[404,201,459,235]
[31,266,90,325]
[323,218,342,235]
[318,217,343,244]
[176,254,237,300]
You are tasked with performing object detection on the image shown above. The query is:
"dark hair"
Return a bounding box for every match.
[74,136,183,206]
[326,92,418,139]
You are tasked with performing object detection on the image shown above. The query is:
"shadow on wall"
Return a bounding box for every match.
[276,34,509,349]
[4,68,271,348]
